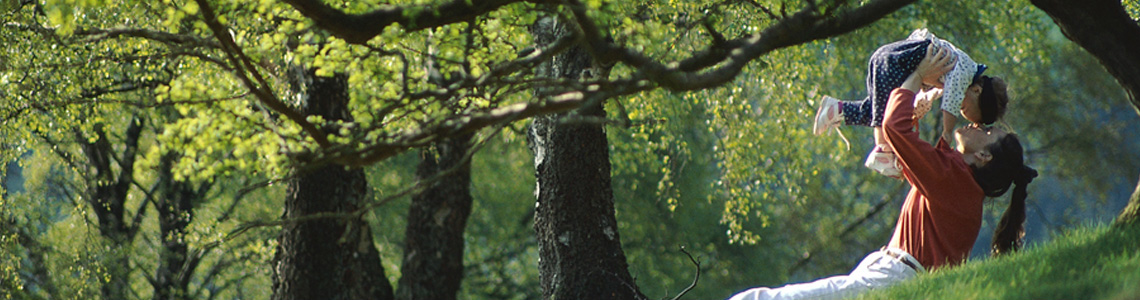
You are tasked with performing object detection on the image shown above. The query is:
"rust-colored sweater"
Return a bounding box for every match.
[882,88,985,270]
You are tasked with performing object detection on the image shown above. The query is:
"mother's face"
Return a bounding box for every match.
[955,124,1007,158]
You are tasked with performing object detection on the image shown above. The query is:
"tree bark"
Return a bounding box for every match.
[1119,177,1140,226]
[271,72,394,300]
[279,0,520,44]
[1030,0,1140,224]
[396,133,474,300]
[529,16,645,300]
[1031,0,1140,106]
[153,152,207,300]
[76,117,144,300]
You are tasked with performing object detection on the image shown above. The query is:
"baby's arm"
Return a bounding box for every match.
[913,88,957,141]
[941,111,956,141]
[913,87,941,120]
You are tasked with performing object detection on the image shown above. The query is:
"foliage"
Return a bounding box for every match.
[1,0,1138,299]
[606,0,1140,295]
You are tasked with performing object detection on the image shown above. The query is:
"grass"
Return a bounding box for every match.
[857,223,1140,300]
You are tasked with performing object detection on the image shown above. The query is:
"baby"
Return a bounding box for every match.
[814,29,1009,177]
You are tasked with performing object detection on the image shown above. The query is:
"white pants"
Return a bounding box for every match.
[727,248,922,300]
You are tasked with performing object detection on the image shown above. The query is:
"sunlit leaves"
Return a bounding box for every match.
[610,90,694,212]
[1127,0,1140,20]
[2,0,1138,298]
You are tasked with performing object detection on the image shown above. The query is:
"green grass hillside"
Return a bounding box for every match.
[858,223,1140,300]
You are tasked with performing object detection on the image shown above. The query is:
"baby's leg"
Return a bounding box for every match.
[866,40,929,128]
[837,40,930,128]
[866,127,902,178]
[873,127,892,153]
[838,97,874,127]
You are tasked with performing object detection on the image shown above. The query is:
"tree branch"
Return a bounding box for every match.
[335,79,648,166]
[231,0,911,170]
[668,247,701,300]
[2,93,248,123]
[279,29,583,167]
[81,78,168,100]
[224,122,504,243]
[74,27,221,48]
[118,116,146,238]
[568,0,916,91]
[1031,0,1140,107]
[3,22,220,49]
[787,181,907,274]
[195,0,331,148]
[278,0,530,44]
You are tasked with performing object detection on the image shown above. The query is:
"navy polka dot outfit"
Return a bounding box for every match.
[841,29,982,127]
[840,39,931,127]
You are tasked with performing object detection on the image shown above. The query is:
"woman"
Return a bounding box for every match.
[728,44,1036,300]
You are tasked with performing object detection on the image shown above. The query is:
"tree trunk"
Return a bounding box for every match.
[272,72,394,300]
[1030,0,1140,225]
[76,117,143,300]
[396,133,474,300]
[529,17,645,300]
[153,152,205,300]
[1119,177,1140,226]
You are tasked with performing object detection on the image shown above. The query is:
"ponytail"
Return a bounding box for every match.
[970,133,1037,256]
[991,167,1037,256]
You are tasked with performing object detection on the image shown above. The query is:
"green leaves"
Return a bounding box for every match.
[2,0,1138,298]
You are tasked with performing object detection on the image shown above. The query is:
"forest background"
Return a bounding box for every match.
[1,0,1139,299]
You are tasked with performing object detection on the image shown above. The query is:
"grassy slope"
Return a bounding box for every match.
[858,223,1140,300]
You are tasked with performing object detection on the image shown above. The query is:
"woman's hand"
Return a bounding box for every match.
[901,45,955,92]
[917,45,956,84]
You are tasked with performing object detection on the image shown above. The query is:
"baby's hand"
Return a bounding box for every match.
[913,88,943,120]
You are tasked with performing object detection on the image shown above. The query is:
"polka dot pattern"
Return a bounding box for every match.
[840,39,930,127]
[839,30,980,126]
[928,37,978,119]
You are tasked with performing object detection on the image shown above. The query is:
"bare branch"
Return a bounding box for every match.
[1032,0,1140,105]
[668,247,702,300]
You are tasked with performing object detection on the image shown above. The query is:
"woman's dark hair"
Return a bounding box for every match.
[970,133,1038,256]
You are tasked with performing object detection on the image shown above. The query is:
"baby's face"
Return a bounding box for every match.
[959,84,984,124]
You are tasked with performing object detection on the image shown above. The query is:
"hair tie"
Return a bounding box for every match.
[1018,166,1038,185]
[979,76,998,125]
